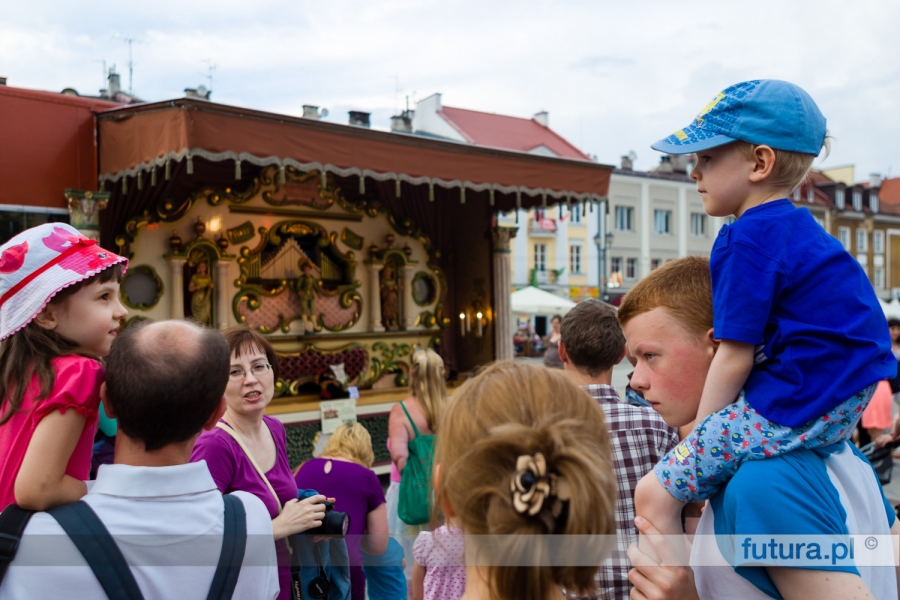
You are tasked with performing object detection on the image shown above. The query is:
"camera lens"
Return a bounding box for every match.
[323,510,350,538]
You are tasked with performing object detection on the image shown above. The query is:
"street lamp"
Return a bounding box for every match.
[594,230,614,302]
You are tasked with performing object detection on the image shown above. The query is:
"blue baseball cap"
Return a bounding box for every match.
[651,80,826,156]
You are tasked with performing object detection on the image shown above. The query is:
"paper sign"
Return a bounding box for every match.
[320,398,357,434]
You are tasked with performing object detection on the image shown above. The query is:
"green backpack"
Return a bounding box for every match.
[398,402,434,526]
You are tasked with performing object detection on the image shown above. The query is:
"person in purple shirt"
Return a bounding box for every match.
[295,421,389,600]
[191,326,329,600]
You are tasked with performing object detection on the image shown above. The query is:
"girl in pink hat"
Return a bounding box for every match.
[0,223,128,511]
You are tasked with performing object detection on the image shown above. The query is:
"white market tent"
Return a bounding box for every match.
[511,286,577,316]
[880,298,900,320]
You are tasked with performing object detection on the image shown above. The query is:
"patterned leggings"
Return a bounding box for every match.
[655,384,876,503]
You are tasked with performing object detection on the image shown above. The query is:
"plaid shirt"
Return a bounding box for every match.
[578,384,680,600]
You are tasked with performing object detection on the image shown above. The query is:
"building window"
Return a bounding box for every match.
[650,258,662,270]
[654,209,672,234]
[569,205,582,224]
[690,213,707,237]
[0,208,69,246]
[806,187,814,203]
[569,244,582,274]
[857,256,868,275]
[813,216,825,229]
[534,243,547,272]
[614,206,633,231]
[611,257,622,276]
[871,191,880,213]
[853,190,862,211]
[835,189,845,209]
[874,230,885,254]
[625,258,637,280]
[838,227,851,251]
[792,187,800,201]
[875,266,885,290]
[857,228,868,253]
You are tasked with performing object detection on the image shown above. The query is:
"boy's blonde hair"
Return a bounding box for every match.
[732,136,831,194]
[410,347,447,433]
[434,361,616,600]
[320,421,375,468]
[617,255,713,339]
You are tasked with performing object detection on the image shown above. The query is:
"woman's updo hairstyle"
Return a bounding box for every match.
[434,361,616,600]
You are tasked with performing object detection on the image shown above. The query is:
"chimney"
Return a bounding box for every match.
[620,155,633,170]
[349,111,371,128]
[184,85,211,100]
[657,155,674,173]
[107,67,120,96]
[533,111,549,127]
[870,173,883,188]
[390,112,413,133]
[0,77,6,86]
[303,105,321,119]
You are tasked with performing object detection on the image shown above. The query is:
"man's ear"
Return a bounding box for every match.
[99,383,116,418]
[32,304,60,331]
[748,145,777,183]
[202,396,227,431]
[706,328,721,354]
[557,339,569,364]
[614,347,626,366]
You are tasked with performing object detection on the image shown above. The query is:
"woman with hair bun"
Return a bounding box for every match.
[387,347,448,586]
[434,361,617,600]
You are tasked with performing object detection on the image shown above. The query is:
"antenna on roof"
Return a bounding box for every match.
[203,59,217,93]
[112,34,143,95]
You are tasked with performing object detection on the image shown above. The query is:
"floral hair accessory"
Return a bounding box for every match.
[510,452,571,530]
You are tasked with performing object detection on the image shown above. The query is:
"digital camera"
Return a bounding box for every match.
[298,489,350,538]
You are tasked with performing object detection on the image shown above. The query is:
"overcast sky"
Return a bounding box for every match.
[3,0,898,180]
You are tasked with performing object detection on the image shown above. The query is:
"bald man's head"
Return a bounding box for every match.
[106,320,230,451]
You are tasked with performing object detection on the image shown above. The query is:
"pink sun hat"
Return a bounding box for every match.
[0,223,128,341]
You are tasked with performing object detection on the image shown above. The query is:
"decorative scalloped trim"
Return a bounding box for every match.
[98,147,607,203]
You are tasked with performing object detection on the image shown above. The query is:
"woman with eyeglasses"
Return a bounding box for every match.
[191,325,328,600]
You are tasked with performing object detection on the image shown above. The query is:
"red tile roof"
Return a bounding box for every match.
[879,178,900,215]
[438,106,591,160]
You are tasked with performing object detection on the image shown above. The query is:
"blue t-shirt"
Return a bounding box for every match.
[711,199,896,426]
[691,443,896,599]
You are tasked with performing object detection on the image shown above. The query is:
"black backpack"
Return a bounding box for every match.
[0,495,247,599]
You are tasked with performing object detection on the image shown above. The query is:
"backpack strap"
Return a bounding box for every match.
[206,494,247,600]
[48,501,144,600]
[0,505,35,586]
[399,401,422,439]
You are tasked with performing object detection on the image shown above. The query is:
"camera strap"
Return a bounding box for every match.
[216,421,282,512]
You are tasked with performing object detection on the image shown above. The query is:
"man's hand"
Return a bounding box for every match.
[627,516,699,600]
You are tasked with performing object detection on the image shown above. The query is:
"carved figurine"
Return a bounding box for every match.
[296,258,320,334]
[188,259,214,326]
[380,263,402,330]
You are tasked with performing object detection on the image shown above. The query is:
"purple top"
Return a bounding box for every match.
[191,415,298,600]
[295,457,386,600]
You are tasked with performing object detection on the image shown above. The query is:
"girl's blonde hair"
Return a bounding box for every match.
[410,347,447,433]
[320,421,375,468]
[434,361,616,600]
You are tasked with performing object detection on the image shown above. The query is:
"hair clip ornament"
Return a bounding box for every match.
[510,452,571,522]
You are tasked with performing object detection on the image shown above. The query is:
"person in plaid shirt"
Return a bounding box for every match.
[557,299,679,600]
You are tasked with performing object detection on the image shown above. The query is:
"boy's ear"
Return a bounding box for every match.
[748,145,777,183]
[614,348,626,366]
[32,305,59,331]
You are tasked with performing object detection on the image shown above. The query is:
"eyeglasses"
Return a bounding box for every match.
[228,363,273,381]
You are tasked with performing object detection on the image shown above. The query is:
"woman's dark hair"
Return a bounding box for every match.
[0,264,124,425]
[551,314,562,324]
[223,325,281,381]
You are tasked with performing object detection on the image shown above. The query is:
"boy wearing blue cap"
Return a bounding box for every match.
[634,79,897,537]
